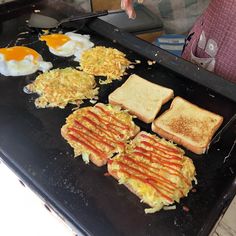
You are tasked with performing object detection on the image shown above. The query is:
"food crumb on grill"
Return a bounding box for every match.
[147,60,156,66]
[89,99,97,104]
[183,206,190,212]
[41,29,50,35]
[163,205,177,211]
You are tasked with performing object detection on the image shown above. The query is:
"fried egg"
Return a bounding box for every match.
[0,46,52,76]
[40,32,94,60]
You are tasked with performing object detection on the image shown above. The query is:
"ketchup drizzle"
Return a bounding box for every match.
[95,105,131,129]
[68,134,107,160]
[68,127,114,150]
[88,110,128,130]
[74,120,124,149]
[115,167,173,202]
[134,146,182,161]
[87,110,125,138]
[140,133,181,154]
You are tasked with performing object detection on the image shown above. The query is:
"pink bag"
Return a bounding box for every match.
[182,0,236,83]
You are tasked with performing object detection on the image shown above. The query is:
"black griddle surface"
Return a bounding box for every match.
[0,2,236,236]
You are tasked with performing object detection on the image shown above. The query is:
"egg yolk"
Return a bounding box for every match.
[40,34,70,49]
[0,46,40,61]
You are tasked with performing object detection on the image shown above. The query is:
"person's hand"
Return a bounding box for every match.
[121,0,136,19]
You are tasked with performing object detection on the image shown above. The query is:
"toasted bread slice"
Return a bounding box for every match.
[152,97,223,154]
[61,103,140,167]
[108,131,196,213]
[109,74,174,123]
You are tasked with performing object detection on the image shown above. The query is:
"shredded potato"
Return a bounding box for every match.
[79,46,131,84]
[26,67,98,108]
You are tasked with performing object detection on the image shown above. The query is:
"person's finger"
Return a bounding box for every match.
[126,4,136,19]
[121,0,136,19]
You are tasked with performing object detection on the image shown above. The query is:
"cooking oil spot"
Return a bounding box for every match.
[229,167,234,174]
[208,94,215,98]
[23,86,32,94]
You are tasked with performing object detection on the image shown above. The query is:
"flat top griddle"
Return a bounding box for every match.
[0,2,236,236]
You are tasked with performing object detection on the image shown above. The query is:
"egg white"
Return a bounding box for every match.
[46,33,94,61]
[0,53,52,76]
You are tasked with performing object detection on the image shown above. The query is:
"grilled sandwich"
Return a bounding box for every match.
[108,131,196,213]
[61,103,140,166]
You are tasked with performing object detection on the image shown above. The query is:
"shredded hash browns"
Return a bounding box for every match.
[79,46,131,84]
[26,67,98,108]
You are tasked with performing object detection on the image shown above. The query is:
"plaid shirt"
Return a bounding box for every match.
[182,0,236,83]
[143,0,210,33]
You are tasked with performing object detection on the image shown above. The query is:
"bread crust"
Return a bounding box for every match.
[152,96,224,154]
[109,98,160,123]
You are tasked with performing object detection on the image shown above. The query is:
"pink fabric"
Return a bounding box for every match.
[182,0,236,83]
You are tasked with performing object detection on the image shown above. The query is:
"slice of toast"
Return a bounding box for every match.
[61,103,140,167]
[109,74,174,123]
[108,131,196,213]
[152,97,223,154]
